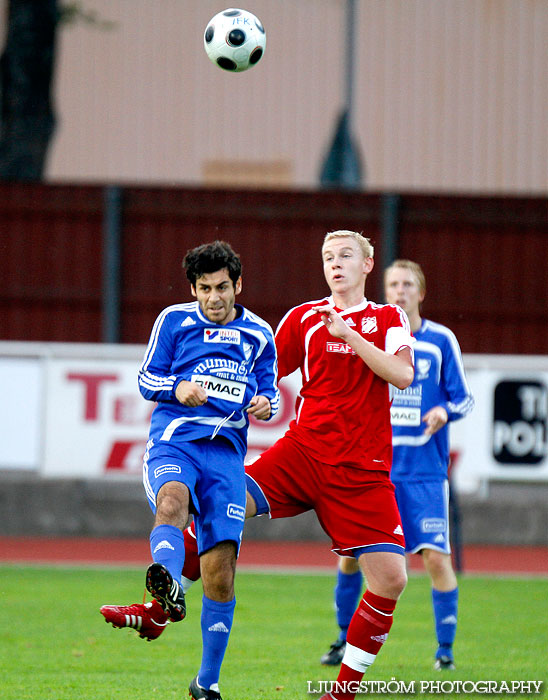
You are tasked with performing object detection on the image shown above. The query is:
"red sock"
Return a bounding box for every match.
[331,590,397,700]
[181,522,201,582]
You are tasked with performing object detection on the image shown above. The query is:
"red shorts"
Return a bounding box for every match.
[245,436,405,555]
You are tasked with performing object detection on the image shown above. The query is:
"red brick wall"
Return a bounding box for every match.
[1,183,546,353]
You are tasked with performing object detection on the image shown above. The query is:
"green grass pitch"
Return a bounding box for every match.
[1,565,546,699]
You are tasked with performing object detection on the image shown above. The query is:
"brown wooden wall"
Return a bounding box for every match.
[1,185,104,342]
[1,183,546,353]
[397,195,548,353]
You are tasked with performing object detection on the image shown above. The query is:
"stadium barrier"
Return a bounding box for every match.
[1,341,548,544]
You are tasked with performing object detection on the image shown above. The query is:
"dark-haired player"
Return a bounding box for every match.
[101,240,279,700]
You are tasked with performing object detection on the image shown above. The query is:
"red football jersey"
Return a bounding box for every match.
[275,296,413,471]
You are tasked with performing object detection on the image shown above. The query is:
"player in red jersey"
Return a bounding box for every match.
[245,231,414,700]
[105,231,414,700]
[191,230,413,699]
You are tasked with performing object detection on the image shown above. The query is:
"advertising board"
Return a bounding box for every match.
[2,343,548,494]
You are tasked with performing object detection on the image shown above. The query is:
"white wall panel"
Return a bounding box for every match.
[26,0,547,192]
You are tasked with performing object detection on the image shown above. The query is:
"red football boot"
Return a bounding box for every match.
[100,599,170,641]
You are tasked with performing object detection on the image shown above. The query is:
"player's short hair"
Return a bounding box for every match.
[384,259,426,295]
[323,230,374,259]
[183,240,242,287]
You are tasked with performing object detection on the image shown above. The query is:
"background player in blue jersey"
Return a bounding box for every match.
[101,240,279,700]
[321,259,474,672]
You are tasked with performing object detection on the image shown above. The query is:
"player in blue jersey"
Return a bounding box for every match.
[320,259,473,672]
[101,240,279,700]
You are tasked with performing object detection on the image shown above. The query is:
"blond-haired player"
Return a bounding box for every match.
[322,259,474,673]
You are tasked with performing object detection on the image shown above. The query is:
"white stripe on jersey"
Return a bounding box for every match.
[141,302,195,373]
[336,296,377,315]
[241,310,279,413]
[392,433,432,447]
[139,372,176,391]
[414,340,442,381]
[241,324,268,359]
[142,439,156,506]
[303,321,325,383]
[242,307,276,334]
[300,306,327,324]
[422,319,474,418]
[295,393,305,423]
[448,395,475,416]
[160,414,247,441]
[275,298,328,334]
[386,326,415,356]
[384,302,412,333]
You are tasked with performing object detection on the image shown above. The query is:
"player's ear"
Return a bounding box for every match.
[190,285,197,298]
[364,257,374,274]
[235,277,242,295]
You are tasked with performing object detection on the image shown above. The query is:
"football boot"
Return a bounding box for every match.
[434,654,456,671]
[188,676,223,700]
[320,638,346,665]
[100,600,169,641]
[146,562,186,622]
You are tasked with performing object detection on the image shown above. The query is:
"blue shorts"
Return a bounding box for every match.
[142,437,246,556]
[393,479,451,555]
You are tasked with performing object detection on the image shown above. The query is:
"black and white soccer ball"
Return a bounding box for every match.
[204,8,266,72]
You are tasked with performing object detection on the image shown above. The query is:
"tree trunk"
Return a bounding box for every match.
[0,0,58,180]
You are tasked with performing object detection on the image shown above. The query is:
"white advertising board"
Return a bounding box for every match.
[43,357,150,477]
[0,356,42,469]
[450,355,548,492]
[40,351,300,478]
[2,343,548,493]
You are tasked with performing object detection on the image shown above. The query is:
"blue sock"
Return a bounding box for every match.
[335,568,363,642]
[432,587,458,658]
[149,524,185,583]
[198,595,236,691]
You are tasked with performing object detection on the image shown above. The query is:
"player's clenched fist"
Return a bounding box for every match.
[175,380,208,407]
[422,406,449,436]
[246,395,272,421]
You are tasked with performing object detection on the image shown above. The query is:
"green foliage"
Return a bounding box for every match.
[0,566,546,699]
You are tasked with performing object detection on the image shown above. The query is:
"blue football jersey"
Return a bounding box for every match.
[390,319,474,481]
[138,301,280,458]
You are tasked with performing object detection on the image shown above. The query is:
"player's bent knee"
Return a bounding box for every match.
[392,569,408,598]
[245,490,258,517]
[380,564,407,598]
[202,577,235,602]
[359,550,407,599]
[340,556,360,575]
[201,541,237,601]
[155,482,190,526]
[422,549,456,588]
[374,567,407,600]
[375,574,407,600]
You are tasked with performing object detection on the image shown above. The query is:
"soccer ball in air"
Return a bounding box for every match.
[204,8,266,72]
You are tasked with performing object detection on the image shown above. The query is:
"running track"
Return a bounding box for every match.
[1,537,547,576]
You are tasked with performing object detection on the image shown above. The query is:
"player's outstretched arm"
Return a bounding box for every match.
[354,342,413,390]
[312,305,414,390]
